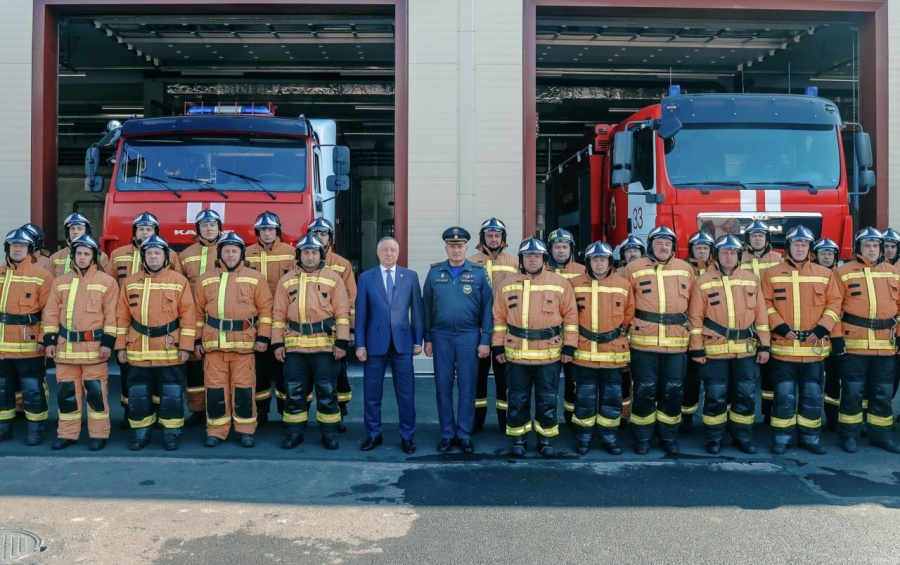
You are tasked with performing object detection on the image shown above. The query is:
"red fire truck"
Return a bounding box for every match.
[547,87,875,259]
[84,102,350,253]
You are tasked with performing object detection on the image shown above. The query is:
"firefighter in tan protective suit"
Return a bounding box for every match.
[43,235,118,451]
[615,234,646,425]
[21,224,53,274]
[273,234,351,451]
[680,230,716,434]
[116,235,197,451]
[492,236,578,458]
[48,213,109,278]
[196,232,272,448]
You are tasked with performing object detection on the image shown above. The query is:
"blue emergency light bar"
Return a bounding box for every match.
[184,102,276,116]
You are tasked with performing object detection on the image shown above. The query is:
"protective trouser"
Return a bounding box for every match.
[893,357,900,400]
[571,364,622,444]
[432,329,479,441]
[475,354,507,430]
[505,361,560,438]
[55,363,110,440]
[117,358,130,415]
[562,363,575,423]
[681,360,701,420]
[769,358,824,445]
[128,364,186,431]
[621,367,633,421]
[837,354,896,442]
[185,359,205,413]
[337,359,352,416]
[204,351,257,440]
[629,350,686,442]
[254,346,285,422]
[697,357,758,443]
[760,362,774,422]
[822,354,841,430]
[283,352,340,433]
[0,358,48,425]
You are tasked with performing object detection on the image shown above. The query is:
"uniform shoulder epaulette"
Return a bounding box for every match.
[431,261,444,268]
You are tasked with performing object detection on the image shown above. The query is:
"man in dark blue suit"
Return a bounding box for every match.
[355,237,424,453]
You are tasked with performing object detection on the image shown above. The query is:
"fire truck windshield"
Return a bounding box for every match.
[665,124,840,190]
[114,135,308,193]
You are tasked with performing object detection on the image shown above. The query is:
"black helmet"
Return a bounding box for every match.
[714,234,743,264]
[64,212,92,233]
[647,226,677,261]
[295,233,326,268]
[69,234,101,265]
[5,228,35,256]
[584,241,614,259]
[882,228,900,246]
[307,217,335,248]
[743,220,771,248]
[813,238,839,254]
[517,236,548,272]
[20,223,45,251]
[140,234,171,268]
[854,226,884,257]
[194,208,223,232]
[254,211,282,237]
[548,228,575,249]
[688,231,715,260]
[132,212,160,238]
[619,235,646,256]
[785,225,815,245]
[217,231,247,265]
[479,217,507,250]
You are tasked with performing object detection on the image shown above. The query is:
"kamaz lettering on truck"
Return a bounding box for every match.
[84,102,351,253]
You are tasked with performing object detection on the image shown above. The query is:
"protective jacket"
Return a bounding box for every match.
[32,252,53,274]
[325,249,357,328]
[491,269,578,365]
[272,266,351,354]
[688,264,770,359]
[569,270,634,369]
[196,263,273,353]
[762,256,842,362]
[106,242,180,285]
[688,257,711,278]
[42,264,118,364]
[245,239,295,296]
[49,248,109,279]
[468,250,518,289]
[623,256,694,353]
[0,255,51,358]
[740,246,782,278]
[832,255,900,355]
[179,237,220,290]
[546,260,586,280]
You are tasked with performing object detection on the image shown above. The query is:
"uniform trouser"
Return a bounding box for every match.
[571,364,623,444]
[337,359,352,416]
[55,363,110,440]
[186,359,205,413]
[629,350,686,442]
[432,330,480,441]
[837,354,896,442]
[475,354,507,429]
[363,343,416,440]
[117,359,130,410]
[681,359,701,418]
[505,361,561,438]
[283,351,340,434]
[204,351,257,440]
[621,367,633,421]
[760,362,774,420]
[562,362,575,421]
[893,357,900,400]
[254,347,285,419]
[0,357,48,426]
[769,358,824,445]
[697,356,758,443]
[822,354,841,429]
[128,364,186,431]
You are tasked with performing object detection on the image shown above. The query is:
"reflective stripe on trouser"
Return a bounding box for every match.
[185,360,206,413]
[127,364,186,430]
[629,350,686,442]
[681,359,701,416]
[283,351,340,432]
[571,364,623,444]
[505,361,560,438]
[475,353,507,429]
[254,346,285,418]
[822,354,841,429]
[697,356,759,443]
[562,362,575,417]
[338,359,352,414]
[55,362,110,440]
[0,357,48,422]
[768,358,824,444]
[117,359,130,408]
[837,354,896,442]
[204,350,257,440]
[433,330,480,441]
[759,361,774,418]
[621,368,632,421]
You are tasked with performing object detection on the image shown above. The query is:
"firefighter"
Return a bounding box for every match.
[423,227,492,453]
[831,228,900,453]
[272,234,350,450]
[21,223,53,273]
[196,232,272,448]
[546,228,585,426]
[883,228,900,266]
[491,237,578,458]
[106,211,180,429]
[688,234,770,455]
[308,217,357,432]
[762,225,841,455]
[116,235,197,451]
[468,218,518,432]
[681,230,716,434]
[812,238,842,431]
[615,234,645,423]
[43,235,118,451]
[0,228,52,445]
[245,211,295,425]
[569,241,634,455]
[49,213,109,278]
[624,225,694,455]
[179,208,224,426]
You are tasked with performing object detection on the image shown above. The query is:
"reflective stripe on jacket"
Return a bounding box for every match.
[569,271,633,368]
[0,256,51,358]
[623,256,694,353]
[272,267,350,354]
[196,264,273,353]
[833,256,900,355]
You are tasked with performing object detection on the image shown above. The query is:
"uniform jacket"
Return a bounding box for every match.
[688,257,711,278]
[106,242,180,285]
[325,249,357,329]
[740,246,782,278]
[196,263,273,354]
[42,264,119,364]
[0,255,52,358]
[832,255,900,356]
[245,239,295,297]
[491,268,578,365]
[688,263,771,359]
[762,256,842,362]
[623,255,695,353]
[546,260,587,280]
[569,269,634,369]
[115,267,197,366]
[423,259,492,345]
[179,237,220,292]
[49,247,109,279]
[272,266,350,354]
[32,252,53,274]
[468,250,518,289]
[355,265,424,356]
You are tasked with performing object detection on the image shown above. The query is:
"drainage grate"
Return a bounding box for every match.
[0,530,40,563]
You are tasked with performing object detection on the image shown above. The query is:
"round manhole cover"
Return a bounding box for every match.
[0,529,40,563]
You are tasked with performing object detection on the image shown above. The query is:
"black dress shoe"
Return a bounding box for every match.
[511,439,527,457]
[872,439,900,454]
[437,438,453,453]
[88,438,106,451]
[841,437,858,453]
[360,435,382,451]
[459,439,474,454]
[601,442,622,456]
[401,439,416,454]
[732,439,757,455]
[661,439,680,454]
[184,412,205,428]
[634,440,649,455]
[771,443,787,455]
[241,435,256,448]
[26,431,42,446]
[800,441,826,455]
[282,433,304,449]
[163,433,179,451]
[576,441,590,455]
[336,421,347,434]
[321,435,339,450]
[205,436,222,448]
[52,438,77,450]
[706,441,721,455]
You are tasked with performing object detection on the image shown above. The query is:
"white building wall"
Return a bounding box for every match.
[0,0,33,231]
[889,4,900,227]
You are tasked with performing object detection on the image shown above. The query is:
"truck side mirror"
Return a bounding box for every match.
[326,174,350,192]
[657,117,683,140]
[85,146,100,177]
[333,146,351,176]
[858,169,875,189]
[611,169,633,187]
[84,176,104,193]
[612,130,633,169]
[854,132,873,169]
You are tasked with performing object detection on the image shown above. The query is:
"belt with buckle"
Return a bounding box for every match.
[206,315,258,332]
[507,325,561,340]
[0,312,41,325]
[131,319,180,338]
[288,317,335,336]
[841,312,896,331]
[635,309,688,325]
[58,326,104,343]
[703,318,754,341]
[578,326,624,344]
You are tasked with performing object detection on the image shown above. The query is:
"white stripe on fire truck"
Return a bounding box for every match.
[764,190,781,212]
[740,191,756,212]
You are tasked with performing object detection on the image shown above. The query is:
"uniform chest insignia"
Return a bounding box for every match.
[462,273,474,280]
[463,285,473,294]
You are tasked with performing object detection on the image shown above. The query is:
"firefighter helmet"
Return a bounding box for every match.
[254,211,282,237]
[64,212,92,239]
[647,225,677,261]
[619,235,646,255]
[140,234,171,268]
[295,233,326,267]
[217,231,247,264]
[4,228,35,256]
[20,223,45,251]
[69,234,101,265]
[307,217,335,248]
[688,231,715,260]
[548,228,575,248]
[785,225,815,245]
[714,234,743,263]
[812,238,839,254]
[517,236,548,272]
[479,217,507,249]
[584,241,614,259]
[132,211,160,238]
[882,228,900,246]
[743,220,771,248]
[194,208,222,231]
[854,226,884,257]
